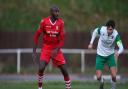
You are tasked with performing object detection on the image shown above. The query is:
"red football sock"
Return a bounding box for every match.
[64,76,71,89]
[37,72,44,88]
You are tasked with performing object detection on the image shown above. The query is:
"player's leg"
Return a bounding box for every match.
[96,55,106,89]
[108,54,117,89]
[37,48,51,89]
[59,64,71,89]
[96,70,104,89]
[38,60,48,89]
[110,67,116,89]
[53,50,71,89]
[114,55,118,73]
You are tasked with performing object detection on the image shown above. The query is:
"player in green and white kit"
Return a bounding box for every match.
[88,20,124,89]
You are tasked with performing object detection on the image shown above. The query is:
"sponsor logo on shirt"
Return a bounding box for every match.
[46,30,59,37]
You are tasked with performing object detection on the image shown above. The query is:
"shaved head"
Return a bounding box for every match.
[50,5,60,21]
[50,5,60,12]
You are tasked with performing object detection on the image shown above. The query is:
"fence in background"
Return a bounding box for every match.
[0,48,128,74]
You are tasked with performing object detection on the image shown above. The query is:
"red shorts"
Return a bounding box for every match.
[40,47,66,67]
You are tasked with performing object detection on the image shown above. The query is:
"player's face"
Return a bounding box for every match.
[51,9,59,20]
[107,26,113,35]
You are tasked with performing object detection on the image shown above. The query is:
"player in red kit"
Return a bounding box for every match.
[32,5,71,89]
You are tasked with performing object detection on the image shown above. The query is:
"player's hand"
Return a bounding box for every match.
[88,44,93,49]
[32,52,39,66]
[32,45,37,62]
[32,52,37,61]
[51,48,59,58]
[115,50,119,60]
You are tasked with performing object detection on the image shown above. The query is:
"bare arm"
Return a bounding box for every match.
[88,28,99,49]
[32,20,44,60]
[115,35,124,59]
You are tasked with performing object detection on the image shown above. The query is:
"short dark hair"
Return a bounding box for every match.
[105,20,115,29]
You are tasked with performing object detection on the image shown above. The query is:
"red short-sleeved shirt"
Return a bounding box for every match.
[34,16,65,49]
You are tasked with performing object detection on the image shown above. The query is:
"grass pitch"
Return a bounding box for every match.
[0,81,128,89]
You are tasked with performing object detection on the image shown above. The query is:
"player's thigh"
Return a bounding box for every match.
[53,50,66,67]
[107,54,116,68]
[96,54,106,70]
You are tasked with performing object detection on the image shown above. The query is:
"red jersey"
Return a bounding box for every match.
[34,16,65,49]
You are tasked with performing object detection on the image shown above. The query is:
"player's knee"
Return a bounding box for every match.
[39,67,45,73]
[97,76,101,81]
[59,65,69,76]
[39,60,47,70]
[111,70,116,78]
[63,70,68,76]
[39,64,46,72]
[96,72,102,78]
[96,73,102,81]
[112,77,116,82]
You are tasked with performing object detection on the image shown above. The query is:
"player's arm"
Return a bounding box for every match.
[33,20,44,55]
[88,27,100,49]
[115,35,124,54]
[115,34,124,59]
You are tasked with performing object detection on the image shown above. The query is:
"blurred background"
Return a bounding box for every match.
[0,0,128,81]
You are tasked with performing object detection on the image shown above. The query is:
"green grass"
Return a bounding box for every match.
[0,81,128,89]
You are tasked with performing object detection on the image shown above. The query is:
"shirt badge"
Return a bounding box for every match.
[56,26,59,30]
[111,36,114,39]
